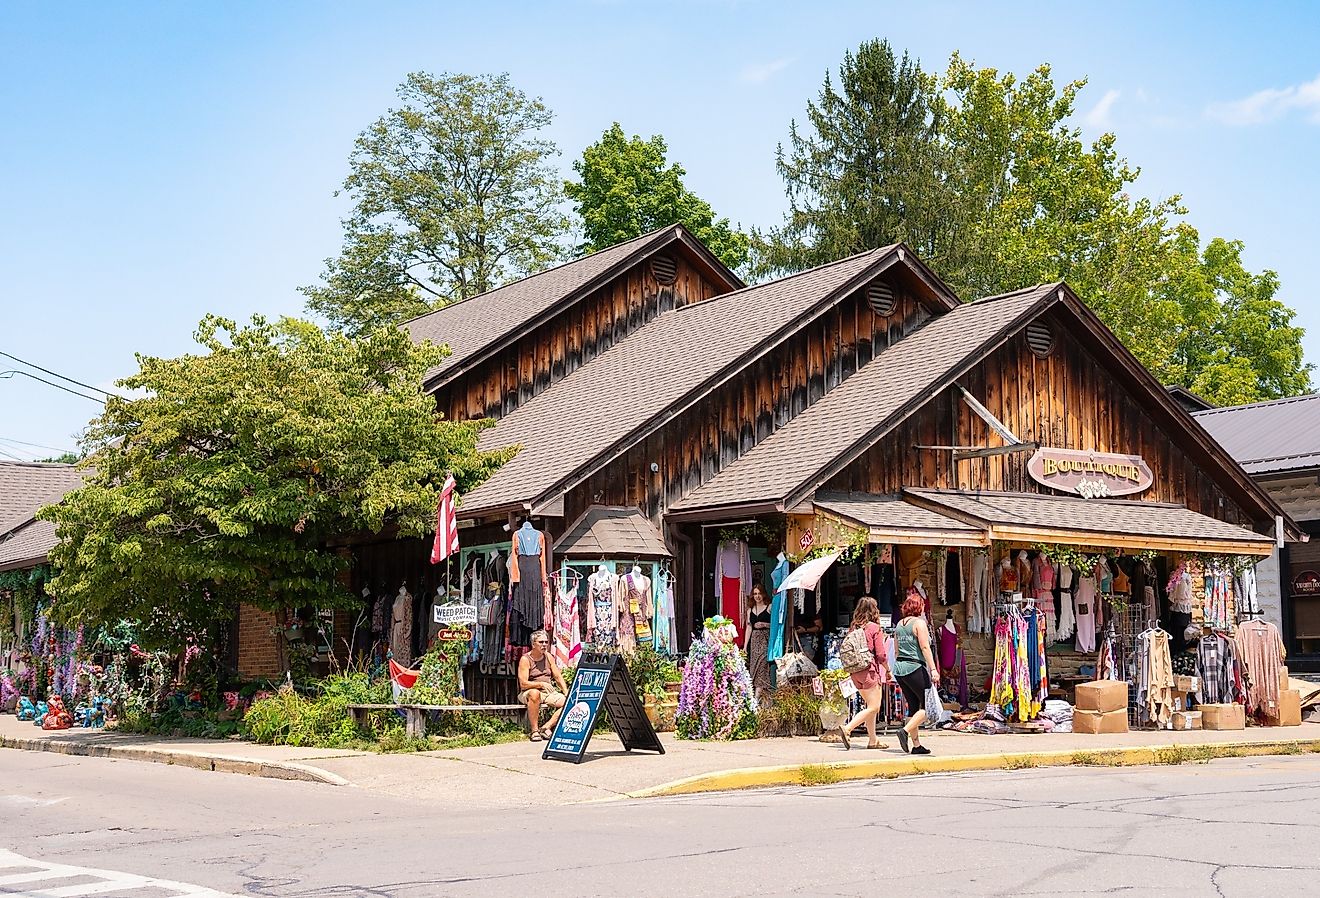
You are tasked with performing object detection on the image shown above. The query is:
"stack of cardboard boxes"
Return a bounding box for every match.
[1277,666,1302,727]
[1073,680,1129,734]
[1170,675,1201,730]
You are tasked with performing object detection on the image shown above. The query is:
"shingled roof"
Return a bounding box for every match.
[668,284,1060,515]
[404,225,744,392]
[0,461,85,571]
[1194,393,1320,476]
[458,244,947,516]
[904,488,1273,553]
[555,506,672,558]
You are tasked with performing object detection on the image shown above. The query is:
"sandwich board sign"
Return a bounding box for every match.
[542,652,664,764]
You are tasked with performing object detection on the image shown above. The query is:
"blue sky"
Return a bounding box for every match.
[3,1,1318,457]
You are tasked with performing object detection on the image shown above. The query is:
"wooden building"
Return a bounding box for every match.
[259,228,1299,697]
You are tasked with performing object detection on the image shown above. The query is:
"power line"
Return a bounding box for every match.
[0,349,123,399]
[0,369,105,403]
[0,437,77,458]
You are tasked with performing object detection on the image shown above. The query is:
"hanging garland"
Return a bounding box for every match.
[715,521,783,547]
[0,566,49,645]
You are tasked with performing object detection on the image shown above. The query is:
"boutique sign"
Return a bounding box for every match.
[1027,448,1154,499]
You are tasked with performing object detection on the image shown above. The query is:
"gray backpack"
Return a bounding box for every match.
[838,627,874,674]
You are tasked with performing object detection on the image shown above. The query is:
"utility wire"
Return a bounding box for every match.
[0,436,76,453]
[0,369,105,403]
[0,349,123,399]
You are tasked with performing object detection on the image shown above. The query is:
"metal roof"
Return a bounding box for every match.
[1193,393,1320,475]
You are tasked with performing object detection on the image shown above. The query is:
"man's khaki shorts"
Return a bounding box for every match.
[519,688,565,708]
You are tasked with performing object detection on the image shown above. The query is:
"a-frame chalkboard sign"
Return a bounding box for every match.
[542,651,665,763]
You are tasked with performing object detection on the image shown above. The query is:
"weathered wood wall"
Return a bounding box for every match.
[564,278,935,523]
[432,255,727,422]
[824,306,1255,525]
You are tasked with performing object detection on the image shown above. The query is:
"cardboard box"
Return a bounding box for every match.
[1201,703,1246,731]
[1174,675,1200,694]
[1277,689,1302,727]
[1073,708,1129,734]
[1279,666,1290,692]
[1172,710,1202,731]
[1075,680,1128,714]
[1170,692,1187,712]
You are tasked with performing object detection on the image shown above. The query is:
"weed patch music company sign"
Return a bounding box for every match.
[1027,448,1154,499]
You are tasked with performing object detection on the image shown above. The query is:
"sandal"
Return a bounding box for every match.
[838,727,851,750]
[540,726,555,740]
[867,742,887,750]
[529,731,543,742]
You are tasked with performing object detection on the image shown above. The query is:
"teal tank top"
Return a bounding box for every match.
[893,617,925,677]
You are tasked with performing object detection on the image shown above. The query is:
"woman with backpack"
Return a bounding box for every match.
[837,596,887,750]
[893,591,939,755]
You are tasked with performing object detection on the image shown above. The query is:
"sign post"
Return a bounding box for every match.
[542,652,664,764]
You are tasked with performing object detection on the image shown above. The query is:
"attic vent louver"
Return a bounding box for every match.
[650,255,677,285]
[1026,320,1055,357]
[868,282,896,317]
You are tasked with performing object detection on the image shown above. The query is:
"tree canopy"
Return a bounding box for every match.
[303,71,571,337]
[755,40,1312,404]
[41,316,511,636]
[565,122,750,271]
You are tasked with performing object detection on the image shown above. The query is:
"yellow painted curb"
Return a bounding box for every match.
[626,738,1320,799]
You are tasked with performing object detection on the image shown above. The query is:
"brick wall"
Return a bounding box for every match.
[237,604,284,680]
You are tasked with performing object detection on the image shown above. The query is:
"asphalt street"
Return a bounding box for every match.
[2,748,1318,897]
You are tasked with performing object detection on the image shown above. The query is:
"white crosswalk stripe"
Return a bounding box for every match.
[0,849,245,897]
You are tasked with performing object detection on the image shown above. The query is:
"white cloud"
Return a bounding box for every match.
[1082,88,1121,129]
[1207,73,1320,125]
[739,57,794,85]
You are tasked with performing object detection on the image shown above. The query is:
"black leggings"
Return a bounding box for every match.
[897,668,932,718]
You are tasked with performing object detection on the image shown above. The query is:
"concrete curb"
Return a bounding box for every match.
[626,738,1320,799]
[0,733,350,786]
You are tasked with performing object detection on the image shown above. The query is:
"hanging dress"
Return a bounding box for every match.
[1034,556,1057,641]
[1055,565,1076,642]
[1074,574,1097,653]
[552,582,583,670]
[586,573,618,649]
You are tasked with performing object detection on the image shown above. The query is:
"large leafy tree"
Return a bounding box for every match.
[756,42,1312,404]
[41,316,511,636]
[304,72,571,336]
[565,123,750,271]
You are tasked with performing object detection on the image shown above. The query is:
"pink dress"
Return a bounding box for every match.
[1034,557,1057,641]
[849,622,886,690]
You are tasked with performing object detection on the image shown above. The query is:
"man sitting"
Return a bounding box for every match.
[518,629,568,741]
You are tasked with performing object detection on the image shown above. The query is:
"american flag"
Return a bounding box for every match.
[430,474,460,564]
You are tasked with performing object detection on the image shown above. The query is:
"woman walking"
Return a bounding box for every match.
[893,592,940,755]
[745,583,774,702]
[839,597,888,750]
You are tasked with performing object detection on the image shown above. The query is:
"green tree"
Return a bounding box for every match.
[753,39,946,276]
[1160,233,1313,405]
[759,42,1312,404]
[40,316,512,637]
[566,123,750,271]
[304,72,571,337]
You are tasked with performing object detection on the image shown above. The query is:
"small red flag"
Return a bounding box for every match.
[430,474,460,564]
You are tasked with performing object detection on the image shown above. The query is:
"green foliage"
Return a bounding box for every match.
[406,640,466,704]
[243,684,362,747]
[757,685,822,737]
[755,39,944,277]
[304,71,572,336]
[40,315,511,634]
[566,123,749,271]
[626,643,680,700]
[0,566,47,645]
[756,40,1312,405]
[116,707,241,740]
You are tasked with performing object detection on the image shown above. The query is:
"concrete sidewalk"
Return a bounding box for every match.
[5,713,1320,807]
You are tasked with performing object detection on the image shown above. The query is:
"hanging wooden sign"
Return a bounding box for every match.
[1027,448,1154,499]
[1291,570,1320,598]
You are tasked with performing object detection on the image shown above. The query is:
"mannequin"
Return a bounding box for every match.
[619,565,652,651]
[1016,550,1033,596]
[769,552,790,663]
[1074,564,1098,653]
[509,521,548,646]
[586,564,619,648]
[390,583,414,666]
[998,557,1018,595]
[1055,564,1076,642]
[939,612,959,674]
[1033,552,1057,642]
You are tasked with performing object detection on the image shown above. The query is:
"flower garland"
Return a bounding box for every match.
[675,616,758,740]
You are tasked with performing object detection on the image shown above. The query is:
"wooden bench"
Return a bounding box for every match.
[347,703,526,738]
